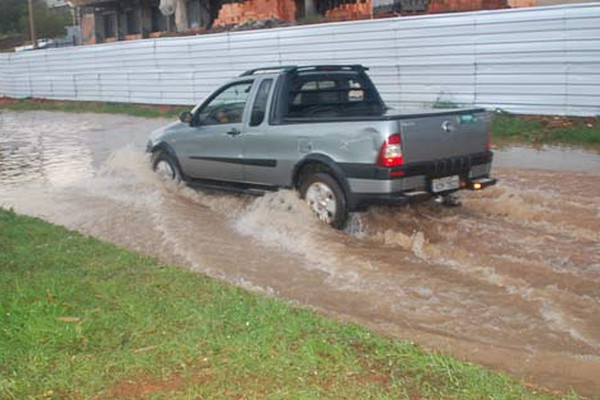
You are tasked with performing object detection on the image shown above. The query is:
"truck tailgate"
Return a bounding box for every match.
[396,109,490,164]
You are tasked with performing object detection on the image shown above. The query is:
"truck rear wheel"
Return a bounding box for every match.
[300,172,348,229]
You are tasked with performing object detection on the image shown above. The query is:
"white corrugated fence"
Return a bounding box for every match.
[1,3,599,116]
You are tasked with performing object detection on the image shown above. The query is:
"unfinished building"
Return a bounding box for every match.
[73,0,518,45]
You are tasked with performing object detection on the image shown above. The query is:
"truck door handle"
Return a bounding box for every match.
[227,128,241,136]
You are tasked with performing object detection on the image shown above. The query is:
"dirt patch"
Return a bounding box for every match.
[0,97,16,106]
[519,114,597,129]
[99,371,211,399]
[101,373,183,399]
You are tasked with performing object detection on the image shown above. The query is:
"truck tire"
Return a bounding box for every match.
[152,151,181,183]
[300,172,349,229]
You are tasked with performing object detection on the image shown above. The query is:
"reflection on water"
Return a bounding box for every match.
[1,111,599,397]
[0,111,160,186]
[0,112,95,186]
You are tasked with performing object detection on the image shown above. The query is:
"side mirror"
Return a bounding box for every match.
[179,111,193,124]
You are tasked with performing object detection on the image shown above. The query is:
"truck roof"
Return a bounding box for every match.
[239,65,369,77]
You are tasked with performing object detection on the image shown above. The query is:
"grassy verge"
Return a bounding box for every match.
[0,98,189,119]
[0,208,577,399]
[491,113,599,147]
[1,97,598,148]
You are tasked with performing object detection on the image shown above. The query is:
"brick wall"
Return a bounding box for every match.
[326,0,509,22]
[325,0,372,20]
[427,0,509,13]
[213,0,296,27]
[508,0,536,6]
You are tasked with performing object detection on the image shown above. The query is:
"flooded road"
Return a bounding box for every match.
[1,111,599,397]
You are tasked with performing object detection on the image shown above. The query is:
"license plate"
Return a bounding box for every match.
[432,175,460,193]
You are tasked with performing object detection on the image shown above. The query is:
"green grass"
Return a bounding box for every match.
[491,113,600,147]
[0,208,579,399]
[0,98,190,119]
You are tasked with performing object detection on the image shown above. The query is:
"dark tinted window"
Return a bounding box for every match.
[250,79,272,126]
[103,14,116,38]
[285,72,383,119]
[126,9,140,34]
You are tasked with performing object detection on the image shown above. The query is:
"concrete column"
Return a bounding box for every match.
[304,0,316,15]
[175,0,189,32]
[140,0,152,36]
[81,12,96,45]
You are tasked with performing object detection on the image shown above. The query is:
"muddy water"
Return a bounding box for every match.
[1,111,599,397]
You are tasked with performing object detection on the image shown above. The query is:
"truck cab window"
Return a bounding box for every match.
[250,79,273,126]
[285,73,382,119]
[198,81,253,125]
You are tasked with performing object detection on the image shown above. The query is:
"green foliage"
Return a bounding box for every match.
[0,209,578,399]
[492,114,546,141]
[546,120,600,144]
[432,99,461,109]
[432,92,461,109]
[21,0,70,40]
[491,114,600,146]
[0,0,69,39]
[0,0,25,35]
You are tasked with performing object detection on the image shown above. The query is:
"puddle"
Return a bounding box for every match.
[1,110,599,397]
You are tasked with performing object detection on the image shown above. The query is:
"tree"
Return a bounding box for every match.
[20,0,70,40]
[0,0,26,35]
[0,0,69,39]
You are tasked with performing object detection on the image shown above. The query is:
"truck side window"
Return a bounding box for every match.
[250,79,273,127]
[198,81,253,125]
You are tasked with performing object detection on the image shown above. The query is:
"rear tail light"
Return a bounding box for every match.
[486,134,492,151]
[378,133,403,167]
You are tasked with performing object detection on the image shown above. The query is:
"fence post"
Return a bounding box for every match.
[73,74,78,100]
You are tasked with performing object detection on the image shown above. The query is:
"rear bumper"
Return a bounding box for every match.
[348,176,497,209]
[339,151,497,210]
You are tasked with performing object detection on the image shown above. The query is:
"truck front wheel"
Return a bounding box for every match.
[300,172,348,229]
[152,151,181,183]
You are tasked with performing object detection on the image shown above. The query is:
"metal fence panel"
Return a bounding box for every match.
[1,3,599,115]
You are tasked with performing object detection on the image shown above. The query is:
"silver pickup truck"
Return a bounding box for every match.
[147,65,496,228]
